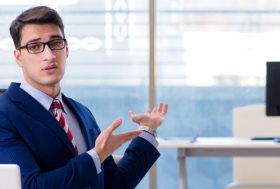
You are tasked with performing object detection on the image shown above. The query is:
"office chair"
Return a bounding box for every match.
[0,164,21,189]
[226,104,280,189]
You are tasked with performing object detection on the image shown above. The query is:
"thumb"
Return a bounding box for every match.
[128,111,141,124]
[128,110,135,118]
[106,118,122,134]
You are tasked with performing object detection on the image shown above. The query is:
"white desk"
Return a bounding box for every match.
[158,137,280,189]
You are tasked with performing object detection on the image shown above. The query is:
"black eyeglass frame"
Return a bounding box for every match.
[17,38,67,54]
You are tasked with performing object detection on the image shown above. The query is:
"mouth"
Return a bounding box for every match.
[42,64,57,71]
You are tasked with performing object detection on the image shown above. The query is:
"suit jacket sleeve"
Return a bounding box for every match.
[0,112,98,189]
[103,137,160,189]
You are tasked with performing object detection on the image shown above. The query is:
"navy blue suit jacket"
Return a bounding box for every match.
[0,83,160,189]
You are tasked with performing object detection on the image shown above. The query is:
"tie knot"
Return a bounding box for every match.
[52,99,62,110]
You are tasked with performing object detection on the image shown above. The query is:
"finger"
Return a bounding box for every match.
[129,111,139,123]
[129,111,146,124]
[146,108,152,114]
[158,103,163,112]
[151,107,157,114]
[128,110,136,122]
[128,110,135,118]
[106,118,122,134]
[163,104,168,115]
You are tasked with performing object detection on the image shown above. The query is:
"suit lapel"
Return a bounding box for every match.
[7,83,77,155]
[62,95,96,149]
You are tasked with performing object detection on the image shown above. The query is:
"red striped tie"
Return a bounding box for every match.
[52,99,78,154]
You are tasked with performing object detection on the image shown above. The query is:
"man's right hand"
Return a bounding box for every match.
[93,118,141,163]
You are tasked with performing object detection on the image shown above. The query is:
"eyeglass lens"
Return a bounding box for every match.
[26,39,66,54]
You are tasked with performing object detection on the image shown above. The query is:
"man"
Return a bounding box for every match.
[0,6,168,189]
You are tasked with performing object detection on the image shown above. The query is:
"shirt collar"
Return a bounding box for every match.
[20,79,63,111]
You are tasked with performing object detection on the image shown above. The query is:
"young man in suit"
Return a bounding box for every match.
[0,6,168,189]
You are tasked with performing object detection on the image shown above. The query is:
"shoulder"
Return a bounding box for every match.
[62,95,90,112]
[64,97,95,122]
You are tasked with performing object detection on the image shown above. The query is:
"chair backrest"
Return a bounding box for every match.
[0,164,21,189]
[233,104,280,182]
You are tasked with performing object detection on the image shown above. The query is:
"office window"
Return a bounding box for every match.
[2,0,280,189]
[156,0,280,188]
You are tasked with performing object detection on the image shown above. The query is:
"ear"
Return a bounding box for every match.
[66,46,69,59]
[14,49,23,68]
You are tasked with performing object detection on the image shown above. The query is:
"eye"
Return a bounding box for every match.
[27,43,42,52]
[50,39,64,49]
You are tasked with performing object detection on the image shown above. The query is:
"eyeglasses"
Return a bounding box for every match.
[17,38,67,54]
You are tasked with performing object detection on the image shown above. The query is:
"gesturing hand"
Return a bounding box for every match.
[129,103,168,130]
[94,118,141,163]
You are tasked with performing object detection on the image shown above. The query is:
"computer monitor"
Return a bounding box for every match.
[266,61,280,116]
[0,89,5,94]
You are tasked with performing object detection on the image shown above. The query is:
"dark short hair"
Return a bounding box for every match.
[9,6,65,49]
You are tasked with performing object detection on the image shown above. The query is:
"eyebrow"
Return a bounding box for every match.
[25,35,64,44]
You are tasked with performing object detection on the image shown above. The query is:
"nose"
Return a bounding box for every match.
[42,44,56,61]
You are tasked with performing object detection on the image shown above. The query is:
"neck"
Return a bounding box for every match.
[24,78,60,98]
[42,86,60,98]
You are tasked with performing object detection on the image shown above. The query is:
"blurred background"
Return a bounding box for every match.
[1,0,279,188]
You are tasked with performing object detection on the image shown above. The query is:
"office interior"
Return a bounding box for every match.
[1,0,280,189]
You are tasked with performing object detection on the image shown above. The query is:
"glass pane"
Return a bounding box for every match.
[156,0,277,188]
[0,0,149,188]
